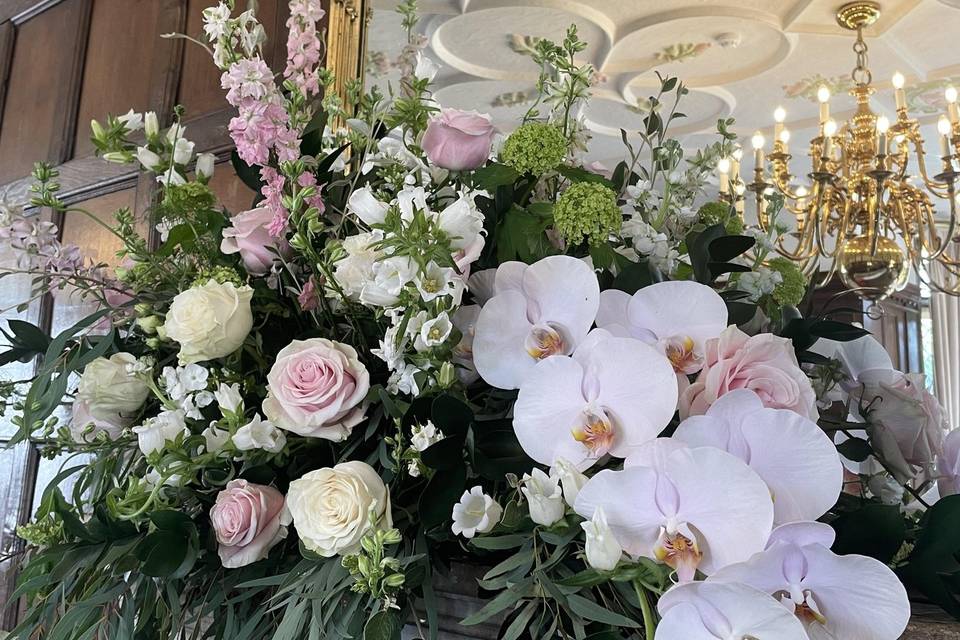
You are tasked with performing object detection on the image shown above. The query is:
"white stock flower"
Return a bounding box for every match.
[163,280,253,364]
[410,420,443,452]
[739,267,782,302]
[333,230,384,301]
[521,468,565,527]
[451,486,501,538]
[214,382,243,415]
[473,256,600,390]
[580,508,621,571]
[132,409,189,455]
[550,457,587,507]
[595,280,728,376]
[75,353,150,424]
[287,461,390,557]
[233,414,286,453]
[621,217,678,273]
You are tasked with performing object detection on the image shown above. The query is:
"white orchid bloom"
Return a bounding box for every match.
[466,269,496,305]
[709,521,910,639]
[672,388,843,524]
[473,256,600,389]
[595,281,727,375]
[514,332,677,468]
[809,333,893,403]
[576,443,773,581]
[656,581,810,640]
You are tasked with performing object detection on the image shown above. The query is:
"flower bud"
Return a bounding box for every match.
[90,119,106,142]
[437,362,456,388]
[521,468,565,527]
[102,151,133,164]
[144,111,160,138]
[195,152,216,180]
[581,508,622,571]
[136,315,162,334]
[136,147,162,171]
[383,573,405,588]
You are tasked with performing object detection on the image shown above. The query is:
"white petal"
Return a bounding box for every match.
[574,467,664,558]
[626,281,728,349]
[473,289,535,389]
[623,437,689,471]
[596,289,630,328]
[347,186,388,225]
[467,269,497,304]
[513,355,591,467]
[674,403,843,524]
[493,261,527,294]
[657,582,809,640]
[579,337,678,456]
[668,447,774,574]
[702,388,765,423]
[522,255,599,348]
[766,521,837,549]
[810,334,893,384]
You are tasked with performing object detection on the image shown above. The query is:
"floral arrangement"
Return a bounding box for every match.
[2,2,959,639]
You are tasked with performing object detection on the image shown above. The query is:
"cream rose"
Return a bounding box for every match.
[72,352,150,439]
[163,279,253,364]
[210,480,291,568]
[287,461,390,557]
[262,338,370,440]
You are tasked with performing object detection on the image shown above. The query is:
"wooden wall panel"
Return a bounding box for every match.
[0,0,89,184]
[72,0,164,158]
[208,161,257,214]
[177,0,283,121]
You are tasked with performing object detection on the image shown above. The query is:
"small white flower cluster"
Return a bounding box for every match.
[738,266,783,302]
[621,216,680,274]
[743,226,776,253]
[161,364,214,420]
[202,3,266,70]
[201,383,287,456]
[406,420,444,477]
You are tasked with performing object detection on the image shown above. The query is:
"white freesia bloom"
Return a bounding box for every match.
[656,581,809,640]
[163,280,253,364]
[451,486,502,538]
[410,421,443,452]
[74,352,150,425]
[595,280,727,375]
[473,255,600,390]
[550,457,587,507]
[521,468,565,526]
[214,382,243,415]
[576,442,774,581]
[333,230,384,301]
[672,389,843,524]
[233,414,286,453]
[709,521,911,639]
[580,508,621,571]
[514,331,678,469]
[132,409,189,455]
[287,461,390,557]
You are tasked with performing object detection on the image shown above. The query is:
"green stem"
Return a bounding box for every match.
[634,580,656,639]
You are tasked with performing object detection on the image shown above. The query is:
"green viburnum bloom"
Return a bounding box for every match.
[697,201,743,235]
[192,265,245,288]
[768,257,807,306]
[553,182,621,246]
[500,122,568,175]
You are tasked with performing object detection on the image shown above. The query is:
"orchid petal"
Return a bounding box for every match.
[623,437,689,471]
[627,281,728,348]
[522,255,599,347]
[473,290,535,389]
[493,261,527,295]
[574,467,664,558]
[657,582,809,640]
[467,269,497,305]
[767,521,836,550]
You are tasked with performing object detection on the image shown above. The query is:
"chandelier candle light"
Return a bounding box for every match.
[734,1,960,301]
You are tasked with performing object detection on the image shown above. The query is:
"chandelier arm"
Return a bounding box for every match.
[925,180,958,261]
[813,255,839,289]
[916,255,960,295]
[812,182,832,258]
[909,135,953,198]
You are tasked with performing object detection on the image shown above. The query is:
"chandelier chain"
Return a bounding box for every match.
[851,27,872,86]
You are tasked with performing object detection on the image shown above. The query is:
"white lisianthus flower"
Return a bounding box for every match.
[117,109,143,132]
[136,146,162,171]
[287,461,391,557]
[163,279,254,364]
[415,312,453,352]
[132,409,189,455]
[214,382,243,415]
[202,424,231,453]
[195,152,216,180]
[550,457,588,507]
[333,231,384,301]
[74,352,150,427]
[522,468,565,526]
[451,486,502,539]
[233,414,286,454]
[410,420,444,452]
[172,137,195,165]
[580,508,622,571]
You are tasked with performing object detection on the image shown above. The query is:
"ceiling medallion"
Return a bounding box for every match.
[717,2,960,301]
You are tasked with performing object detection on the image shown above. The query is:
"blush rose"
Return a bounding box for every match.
[210,479,291,569]
[421,109,495,171]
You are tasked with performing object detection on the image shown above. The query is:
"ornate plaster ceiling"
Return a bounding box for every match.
[366,0,960,205]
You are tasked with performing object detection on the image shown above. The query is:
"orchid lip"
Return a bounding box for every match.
[525,323,567,360]
[654,523,703,582]
[661,335,702,374]
[571,406,615,458]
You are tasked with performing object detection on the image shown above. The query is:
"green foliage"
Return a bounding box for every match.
[500,122,568,176]
[553,182,621,246]
[768,256,808,307]
[697,201,743,235]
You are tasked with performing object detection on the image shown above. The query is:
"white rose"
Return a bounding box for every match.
[74,353,150,428]
[287,461,390,557]
[581,507,622,571]
[521,468,565,526]
[163,279,253,364]
[233,414,286,453]
[132,409,189,455]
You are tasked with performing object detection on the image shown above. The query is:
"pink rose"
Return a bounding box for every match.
[262,338,370,440]
[220,206,291,275]
[210,479,291,568]
[680,326,818,421]
[938,428,960,497]
[859,371,947,483]
[421,108,495,171]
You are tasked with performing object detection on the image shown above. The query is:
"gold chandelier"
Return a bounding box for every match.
[720,1,960,301]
